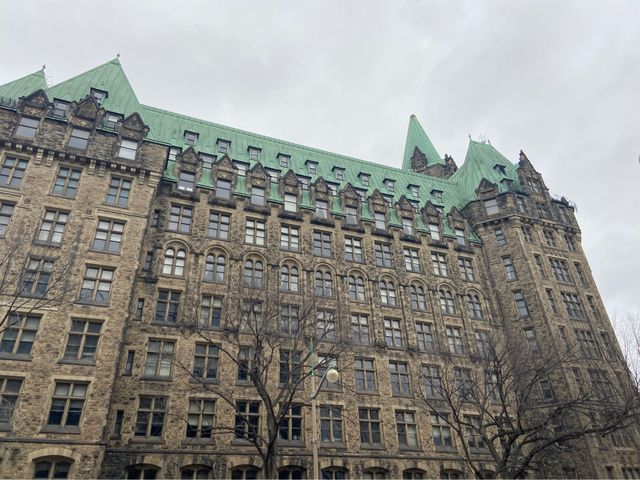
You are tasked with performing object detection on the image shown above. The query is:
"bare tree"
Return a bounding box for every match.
[417,328,640,479]
[172,279,349,479]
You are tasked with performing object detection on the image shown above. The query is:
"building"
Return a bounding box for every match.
[0,58,637,479]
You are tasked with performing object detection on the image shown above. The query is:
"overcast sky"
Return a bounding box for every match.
[1,1,638,326]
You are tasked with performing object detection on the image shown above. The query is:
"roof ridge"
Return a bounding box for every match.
[47,57,125,93]
[141,104,458,187]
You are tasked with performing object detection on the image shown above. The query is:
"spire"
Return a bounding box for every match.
[402,114,443,171]
[0,68,48,100]
[47,58,142,118]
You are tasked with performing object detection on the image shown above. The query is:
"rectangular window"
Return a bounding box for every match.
[374,212,386,230]
[521,226,534,243]
[351,314,370,345]
[396,411,418,447]
[278,154,290,167]
[484,199,499,215]
[178,171,196,192]
[184,131,198,146]
[320,405,343,443]
[354,358,376,391]
[316,310,336,341]
[117,139,138,160]
[534,254,545,278]
[167,204,193,233]
[245,218,266,245]
[432,190,444,203]
[187,398,214,438]
[465,415,486,450]
[513,291,529,317]
[574,262,588,287]
[0,201,15,236]
[199,295,222,329]
[237,347,251,382]
[389,361,411,396]
[429,223,441,241]
[345,206,358,225]
[63,319,102,362]
[543,229,557,247]
[208,211,230,240]
[248,146,261,160]
[516,196,527,213]
[575,329,600,358]
[279,405,303,442]
[403,248,421,272]
[52,166,81,198]
[91,88,107,104]
[539,379,555,401]
[475,330,491,357]
[315,199,329,218]
[135,298,144,319]
[375,242,393,267]
[297,176,310,190]
[283,193,297,212]
[155,290,181,323]
[384,318,403,348]
[0,313,40,355]
[103,112,123,129]
[455,228,466,246]
[92,218,124,253]
[502,256,517,281]
[135,396,166,437]
[561,292,586,319]
[79,266,114,304]
[494,227,507,246]
[546,289,559,314]
[217,139,230,153]
[47,382,87,427]
[313,231,332,257]
[431,253,448,276]
[423,365,442,399]
[67,128,90,149]
[279,304,300,334]
[21,257,53,297]
[345,237,363,262]
[550,258,573,283]
[454,368,475,401]
[144,339,175,378]
[193,343,220,380]
[0,377,23,427]
[431,413,453,449]
[523,327,541,354]
[106,176,132,207]
[37,209,68,244]
[587,295,601,320]
[250,186,265,206]
[124,350,135,375]
[458,257,475,281]
[215,179,232,200]
[359,408,382,446]
[15,116,38,138]
[0,156,28,187]
[416,323,435,352]
[565,234,577,252]
[53,100,69,117]
[279,350,302,385]
[234,400,260,440]
[280,224,300,251]
[333,167,344,180]
[446,326,464,354]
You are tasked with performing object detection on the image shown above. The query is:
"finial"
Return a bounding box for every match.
[468,134,472,140]
[116,53,120,58]
[41,64,46,71]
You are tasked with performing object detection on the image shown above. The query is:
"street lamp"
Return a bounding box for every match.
[309,351,339,480]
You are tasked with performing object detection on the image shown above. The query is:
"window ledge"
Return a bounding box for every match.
[311,217,335,227]
[360,444,385,450]
[320,442,346,449]
[182,437,214,446]
[129,437,165,445]
[400,233,420,243]
[341,223,365,233]
[429,240,449,249]
[74,300,110,307]
[32,240,62,248]
[399,445,423,452]
[372,228,394,239]
[89,249,121,256]
[279,210,303,221]
[188,377,220,385]
[41,426,81,434]
[245,204,270,215]
[141,376,173,382]
[279,440,305,447]
[0,353,32,362]
[58,358,96,366]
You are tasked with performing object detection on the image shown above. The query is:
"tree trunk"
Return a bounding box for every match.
[262,415,279,479]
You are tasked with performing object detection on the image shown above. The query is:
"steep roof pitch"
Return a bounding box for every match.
[401,114,444,170]
[0,68,47,100]
[450,139,521,208]
[46,57,142,118]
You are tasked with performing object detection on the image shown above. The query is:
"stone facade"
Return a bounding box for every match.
[0,62,638,479]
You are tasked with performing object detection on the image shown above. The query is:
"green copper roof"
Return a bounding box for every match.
[0,68,47,100]
[450,139,520,208]
[401,114,444,170]
[46,57,142,118]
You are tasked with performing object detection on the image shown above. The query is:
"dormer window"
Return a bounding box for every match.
[435,206,444,215]
[248,146,261,161]
[217,139,231,154]
[359,173,370,186]
[408,184,419,197]
[284,193,297,212]
[333,167,345,181]
[15,116,38,138]
[374,212,386,230]
[90,88,107,104]
[306,160,318,174]
[384,179,396,192]
[408,200,419,212]
[402,217,414,235]
[168,147,181,162]
[345,206,358,224]
[431,190,444,203]
[327,183,338,196]
[178,171,195,192]
[315,199,329,219]
[266,169,279,182]
[297,176,310,190]
[233,161,249,176]
[184,131,199,146]
[278,154,290,168]
[355,189,366,201]
[118,139,138,160]
[67,127,90,150]
[200,153,215,169]
[382,194,394,205]
[429,223,441,241]
[250,186,265,206]
[493,164,506,175]
[104,112,123,129]
[484,198,499,215]
[53,100,69,117]
[455,228,466,246]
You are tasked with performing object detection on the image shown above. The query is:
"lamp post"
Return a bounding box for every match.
[309,342,339,480]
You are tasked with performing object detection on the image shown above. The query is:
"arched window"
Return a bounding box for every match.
[315,268,334,297]
[409,284,427,310]
[204,252,226,283]
[278,467,307,480]
[348,274,366,302]
[466,293,483,319]
[243,258,264,288]
[379,280,397,306]
[231,466,259,480]
[33,459,73,479]
[181,465,213,480]
[163,247,186,276]
[125,464,160,480]
[440,470,463,480]
[363,469,389,480]
[439,288,456,315]
[322,468,349,480]
[280,263,299,292]
[403,469,426,480]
